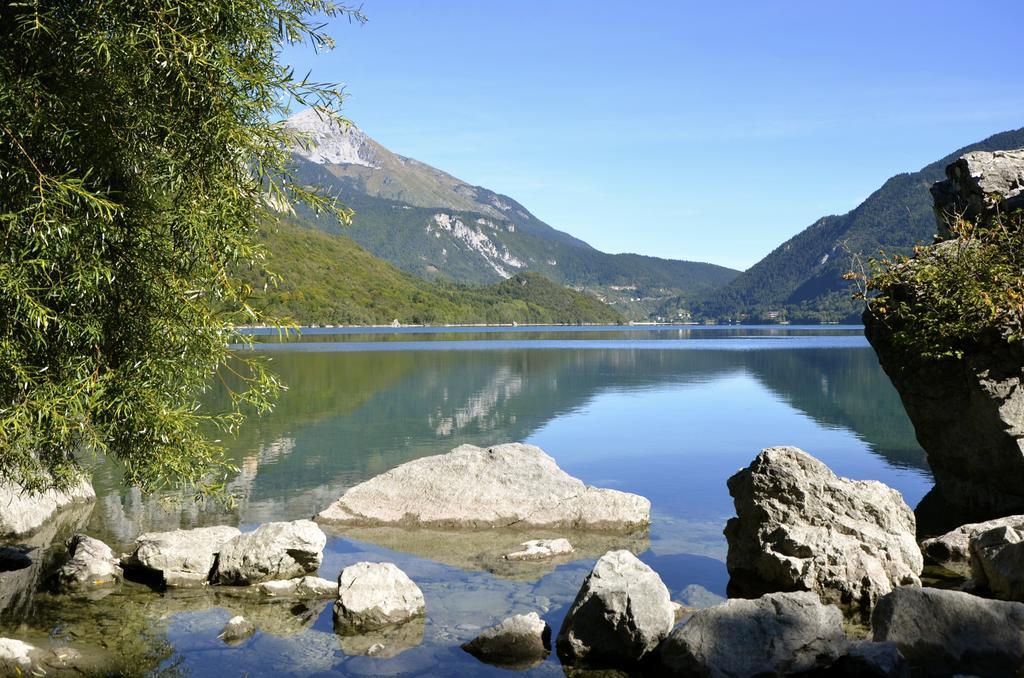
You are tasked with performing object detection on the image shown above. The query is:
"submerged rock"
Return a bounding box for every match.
[316,443,650,531]
[872,586,1024,676]
[337,617,425,659]
[219,615,256,645]
[556,549,674,667]
[122,525,240,587]
[921,514,1024,577]
[0,476,95,538]
[259,575,338,598]
[725,446,921,614]
[659,591,848,677]
[461,612,551,670]
[333,562,426,633]
[57,534,121,589]
[214,520,325,585]
[0,638,33,673]
[504,538,574,561]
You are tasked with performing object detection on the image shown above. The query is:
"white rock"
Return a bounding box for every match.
[122,525,240,587]
[725,446,922,614]
[259,576,338,598]
[334,562,425,632]
[316,443,649,531]
[57,535,121,589]
[0,638,34,672]
[504,538,574,561]
[556,550,674,665]
[0,477,95,537]
[214,520,325,585]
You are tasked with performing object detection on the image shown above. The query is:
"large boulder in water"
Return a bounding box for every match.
[122,525,240,587]
[872,586,1024,676]
[556,549,674,667]
[56,535,121,590]
[0,477,95,537]
[315,443,649,531]
[461,612,551,670]
[214,520,325,585]
[724,446,921,615]
[866,147,1024,518]
[659,591,849,677]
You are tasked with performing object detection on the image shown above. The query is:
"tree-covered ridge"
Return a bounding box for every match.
[685,128,1024,324]
[285,134,739,319]
[241,220,625,325]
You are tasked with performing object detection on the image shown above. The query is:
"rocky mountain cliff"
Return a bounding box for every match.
[283,111,739,319]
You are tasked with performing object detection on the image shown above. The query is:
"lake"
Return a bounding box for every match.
[1,325,931,676]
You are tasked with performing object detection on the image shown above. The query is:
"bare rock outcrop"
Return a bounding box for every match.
[725,446,921,615]
[122,525,240,587]
[931,148,1024,237]
[214,520,325,585]
[316,443,650,531]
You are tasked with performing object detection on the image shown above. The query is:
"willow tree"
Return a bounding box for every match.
[0,1,359,495]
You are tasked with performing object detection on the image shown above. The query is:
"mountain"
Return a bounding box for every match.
[681,127,1024,323]
[283,110,739,319]
[242,218,624,325]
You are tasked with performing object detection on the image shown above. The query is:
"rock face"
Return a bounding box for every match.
[504,538,574,561]
[872,586,1024,676]
[316,443,650,531]
[0,477,95,537]
[258,575,338,599]
[931,148,1024,237]
[660,591,849,677]
[556,550,674,666]
[724,447,921,614]
[333,562,426,632]
[56,535,121,589]
[866,148,1024,518]
[969,524,1024,601]
[921,514,1024,577]
[461,612,551,670]
[214,520,325,585]
[122,525,240,587]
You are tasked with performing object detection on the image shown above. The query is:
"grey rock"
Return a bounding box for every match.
[660,591,849,677]
[122,525,240,587]
[556,549,674,666]
[214,520,325,585]
[334,562,426,632]
[316,443,650,531]
[259,575,338,598]
[932,148,1024,237]
[0,476,95,537]
[57,535,121,589]
[461,612,551,670]
[921,515,1024,577]
[970,524,1024,601]
[872,586,1024,676]
[504,538,574,561]
[219,615,255,644]
[725,446,922,614]
[828,641,909,677]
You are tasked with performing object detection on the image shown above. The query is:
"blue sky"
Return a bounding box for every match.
[282,1,1024,271]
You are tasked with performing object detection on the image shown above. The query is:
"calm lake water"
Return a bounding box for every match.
[1,325,931,676]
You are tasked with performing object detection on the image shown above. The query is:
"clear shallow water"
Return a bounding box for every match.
[1,326,931,676]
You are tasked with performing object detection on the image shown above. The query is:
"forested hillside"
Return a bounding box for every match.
[681,127,1024,323]
[240,220,624,325]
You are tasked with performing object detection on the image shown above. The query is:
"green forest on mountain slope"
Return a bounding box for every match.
[239,220,625,325]
[681,127,1024,324]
